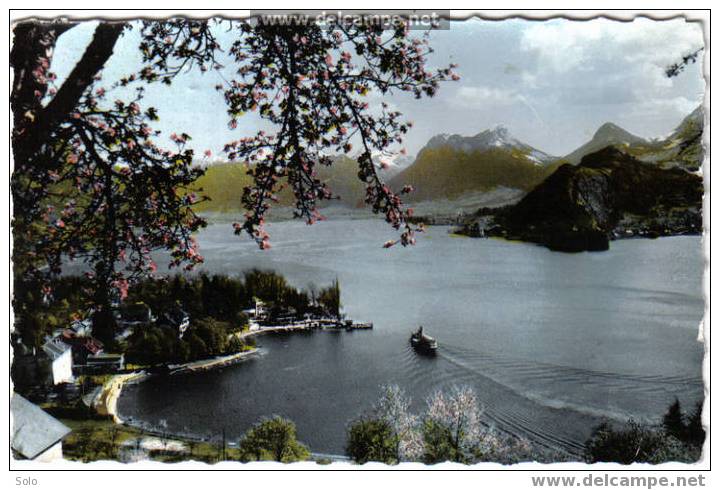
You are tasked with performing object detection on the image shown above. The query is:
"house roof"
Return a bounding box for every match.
[158,307,189,327]
[69,318,93,333]
[41,338,72,361]
[88,353,124,360]
[11,394,71,460]
[60,331,103,355]
[117,302,153,322]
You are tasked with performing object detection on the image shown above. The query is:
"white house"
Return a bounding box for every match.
[41,337,73,385]
[11,394,71,462]
[157,307,190,338]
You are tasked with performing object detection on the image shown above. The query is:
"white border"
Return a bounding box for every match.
[3,5,712,487]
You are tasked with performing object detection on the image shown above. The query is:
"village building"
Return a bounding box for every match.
[85,352,125,373]
[41,337,74,385]
[116,302,155,328]
[69,318,93,336]
[156,306,190,338]
[11,341,47,391]
[60,329,104,367]
[11,394,71,462]
[253,298,268,321]
[113,303,154,340]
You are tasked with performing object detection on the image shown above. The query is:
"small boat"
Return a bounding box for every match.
[410,326,438,353]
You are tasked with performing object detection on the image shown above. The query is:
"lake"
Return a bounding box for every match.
[117,218,705,456]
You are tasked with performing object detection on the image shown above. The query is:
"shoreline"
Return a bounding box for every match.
[96,321,367,425]
[95,348,260,424]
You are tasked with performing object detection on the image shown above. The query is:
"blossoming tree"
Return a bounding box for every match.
[11,17,458,337]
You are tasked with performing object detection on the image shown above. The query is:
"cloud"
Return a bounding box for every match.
[512,17,705,140]
[451,85,521,108]
[520,18,704,73]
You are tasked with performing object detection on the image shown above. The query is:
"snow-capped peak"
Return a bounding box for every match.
[422,125,555,165]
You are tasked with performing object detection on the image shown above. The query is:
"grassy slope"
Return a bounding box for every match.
[390,146,565,202]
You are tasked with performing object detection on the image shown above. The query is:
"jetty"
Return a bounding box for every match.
[234,318,372,342]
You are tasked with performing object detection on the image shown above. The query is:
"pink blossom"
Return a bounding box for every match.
[114,279,129,300]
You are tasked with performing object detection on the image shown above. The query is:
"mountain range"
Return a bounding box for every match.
[390,107,703,204]
[192,107,703,214]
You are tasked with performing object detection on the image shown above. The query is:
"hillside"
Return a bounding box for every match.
[390,126,563,202]
[390,146,563,202]
[564,107,704,171]
[458,147,703,252]
[564,123,650,164]
[189,162,256,214]
[631,106,704,171]
[191,156,389,214]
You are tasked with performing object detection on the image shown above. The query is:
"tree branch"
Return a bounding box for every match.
[15,22,126,166]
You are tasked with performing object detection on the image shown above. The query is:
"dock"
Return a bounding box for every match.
[259,318,373,332]
[234,317,373,342]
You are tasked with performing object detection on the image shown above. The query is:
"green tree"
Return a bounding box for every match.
[421,386,484,464]
[584,420,697,464]
[422,418,461,464]
[346,417,398,464]
[318,278,341,318]
[686,401,705,446]
[345,384,422,464]
[238,416,310,463]
[186,333,208,360]
[662,398,686,440]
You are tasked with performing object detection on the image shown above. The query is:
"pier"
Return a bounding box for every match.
[238,318,373,339]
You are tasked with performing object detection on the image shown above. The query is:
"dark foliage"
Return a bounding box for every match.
[466,147,703,252]
[584,399,705,464]
[346,417,399,465]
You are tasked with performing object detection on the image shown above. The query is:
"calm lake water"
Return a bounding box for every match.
[118,219,705,456]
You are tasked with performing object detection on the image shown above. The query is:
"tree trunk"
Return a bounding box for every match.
[12,21,125,168]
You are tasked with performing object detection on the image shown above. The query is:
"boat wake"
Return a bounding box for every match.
[397,342,702,455]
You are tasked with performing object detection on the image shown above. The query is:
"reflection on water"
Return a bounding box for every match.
[118,219,705,455]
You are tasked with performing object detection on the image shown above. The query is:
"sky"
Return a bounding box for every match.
[48,16,705,159]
